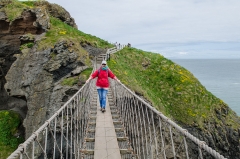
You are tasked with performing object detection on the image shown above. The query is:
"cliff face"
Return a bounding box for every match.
[0,1,102,139]
[0,5,49,115]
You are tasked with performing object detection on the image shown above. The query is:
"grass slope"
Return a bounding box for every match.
[38,17,113,51]
[108,47,240,129]
[0,111,24,159]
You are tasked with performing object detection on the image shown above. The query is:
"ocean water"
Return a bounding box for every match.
[171,59,240,116]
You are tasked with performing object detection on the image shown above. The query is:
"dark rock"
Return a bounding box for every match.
[71,66,88,76]
[19,34,35,45]
[0,11,7,20]
[34,1,77,28]
[81,43,106,57]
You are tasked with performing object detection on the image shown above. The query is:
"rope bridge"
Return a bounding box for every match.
[110,80,226,159]
[7,47,227,159]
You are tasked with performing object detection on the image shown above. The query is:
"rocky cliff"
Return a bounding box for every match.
[0,0,106,141]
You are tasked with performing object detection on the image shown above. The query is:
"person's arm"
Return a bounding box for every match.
[113,76,120,82]
[86,70,98,83]
[86,76,92,83]
[108,69,120,82]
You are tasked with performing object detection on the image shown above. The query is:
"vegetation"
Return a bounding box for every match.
[0,110,24,159]
[20,42,34,50]
[80,67,93,78]
[37,17,113,51]
[0,0,34,21]
[61,68,93,86]
[61,76,79,86]
[108,47,240,129]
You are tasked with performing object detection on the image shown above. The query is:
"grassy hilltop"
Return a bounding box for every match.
[108,48,240,128]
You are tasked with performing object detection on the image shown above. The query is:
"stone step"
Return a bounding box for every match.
[88,123,96,129]
[89,116,96,119]
[118,140,130,149]
[120,151,137,159]
[112,115,120,119]
[111,113,119,117]
[81,154,94,159]
[86,131,95,139]
[113,121,122,125]
[85,141,95,150]
[81,149,94,155]
[109,107,117,111]
[120,149,133,154]
[116,131,125,137]
[85,138,95,142]
[117,137,128,141]
[88,118,96,123]
[111,110,118,113]
[114,123,123,128]
[89,116,96,120]
[115,128,124,131]
[112,118,121,122]
[87,129,95,132]
[90,111,97,115]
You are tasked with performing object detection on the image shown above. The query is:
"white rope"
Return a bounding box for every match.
[111,80,227,159]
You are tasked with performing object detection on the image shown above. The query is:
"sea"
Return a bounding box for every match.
[170,59,240,116]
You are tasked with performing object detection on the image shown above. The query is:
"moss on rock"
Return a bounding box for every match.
[0,110,24,158]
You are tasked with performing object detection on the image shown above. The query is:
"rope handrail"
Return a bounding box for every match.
[7,78,95,159]
[111,80,227,159]
[7,49,228,159]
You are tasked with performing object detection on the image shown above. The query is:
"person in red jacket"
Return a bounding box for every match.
[86,60,120,112]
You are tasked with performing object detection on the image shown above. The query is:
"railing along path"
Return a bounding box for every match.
[7,46,227,159]
[110,80,227,159]
[7,79,96,159]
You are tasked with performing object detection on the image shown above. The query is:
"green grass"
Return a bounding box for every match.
[20,42,34,50]
[0,110,24,159]
[108,47,240,129]
[38,17,113,51]
[61,77,79,86]
[0,0,33,21]
[61,68,93,86]
[80,68,93,77]
[0,143,16,159]
[37,17,113,67]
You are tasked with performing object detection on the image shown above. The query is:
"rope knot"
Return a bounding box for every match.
[18,143,27,153]
[33,132,39,140]
[199,141,206,148]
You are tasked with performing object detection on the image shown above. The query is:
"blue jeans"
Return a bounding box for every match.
[97,89,108,109]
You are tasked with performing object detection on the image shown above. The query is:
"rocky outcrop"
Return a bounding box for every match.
[4,40,88,138]
[81,42,106,57]
[0,2,87,139]
[34,1,77,28]
[0,7,50,117]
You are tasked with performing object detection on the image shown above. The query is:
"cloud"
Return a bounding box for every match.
[45,0,240,58]
[178,52,188,55]
[47,0,240,41]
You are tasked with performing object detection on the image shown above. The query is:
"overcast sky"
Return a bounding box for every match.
[36,0,240,58]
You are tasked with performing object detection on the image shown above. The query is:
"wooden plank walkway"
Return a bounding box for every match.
[94,96,121,159]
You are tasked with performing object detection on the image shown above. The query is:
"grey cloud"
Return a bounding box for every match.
[45,0,240,58]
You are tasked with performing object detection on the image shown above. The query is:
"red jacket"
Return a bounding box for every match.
[91,67,116,88]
